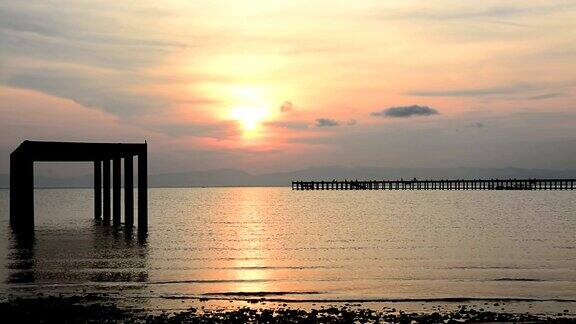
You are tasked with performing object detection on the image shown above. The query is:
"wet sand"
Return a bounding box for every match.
[1,295,574,323]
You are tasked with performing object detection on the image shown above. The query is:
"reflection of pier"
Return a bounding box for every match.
[10,141,148,232]
[292,179,576,190]
[6,223,148,285]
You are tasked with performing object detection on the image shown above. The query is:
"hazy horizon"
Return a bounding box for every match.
[2,165,576,188]
[2,1,576,174]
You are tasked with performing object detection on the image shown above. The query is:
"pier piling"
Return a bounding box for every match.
[124,155,134,228]
[94,160,101,220]
[113,157,121,226]
[103,159,111,223]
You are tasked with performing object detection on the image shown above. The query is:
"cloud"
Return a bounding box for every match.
[5,68,165,117]
[0,3,183,70]
[280,101,293,112]
[147,121,239,139]
[265,121,309,130]
[371,105,439,118]
[527,92,565,100]
[346,119,357,126]
[376,3,575,22]
[467,122,486,128]
[315,118,339,127]
[407,84,537,97]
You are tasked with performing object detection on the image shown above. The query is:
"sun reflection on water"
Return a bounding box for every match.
[230,188,271,294]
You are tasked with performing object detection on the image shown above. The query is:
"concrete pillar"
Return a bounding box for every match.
[103,159,111,223]
[94,161,101,220]
[138,147,148,233]
[10,154,34,230]
[113,157,121,226]
[124,156,134,228]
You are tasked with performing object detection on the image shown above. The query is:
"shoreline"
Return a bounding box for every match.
[1,295,574,323]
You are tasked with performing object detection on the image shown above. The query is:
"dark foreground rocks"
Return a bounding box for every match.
[0,296,574,323]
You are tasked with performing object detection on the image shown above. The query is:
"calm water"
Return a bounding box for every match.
[0,188,575,312]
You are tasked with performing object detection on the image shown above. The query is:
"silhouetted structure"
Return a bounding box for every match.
[10,141,147,232]
[292,178,576,190]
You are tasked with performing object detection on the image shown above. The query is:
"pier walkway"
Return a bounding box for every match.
[292,179,576,190]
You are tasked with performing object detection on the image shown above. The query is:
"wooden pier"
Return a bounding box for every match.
[292,178,576,191]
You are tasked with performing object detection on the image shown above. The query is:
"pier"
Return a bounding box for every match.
[292,178,576,191]
[10,141,148,232]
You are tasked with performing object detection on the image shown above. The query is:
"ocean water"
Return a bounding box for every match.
[0,188,574,313]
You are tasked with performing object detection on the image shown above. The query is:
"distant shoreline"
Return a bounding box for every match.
[0,185,292,190]
[2,166,576,191]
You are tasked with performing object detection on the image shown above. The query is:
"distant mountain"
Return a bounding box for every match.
[1,166,576,188]
[0,173,94,188]
[150,169,255,187]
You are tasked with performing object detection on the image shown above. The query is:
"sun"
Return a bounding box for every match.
[230,105,270,138]
[215,84,280,139]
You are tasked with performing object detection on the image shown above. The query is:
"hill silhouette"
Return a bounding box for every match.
[2,166,576,188]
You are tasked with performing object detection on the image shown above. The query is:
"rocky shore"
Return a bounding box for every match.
[1,296,574,323]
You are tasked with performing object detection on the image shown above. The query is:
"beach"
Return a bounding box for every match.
[1,295,574,323]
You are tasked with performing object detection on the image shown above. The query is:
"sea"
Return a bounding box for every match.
[0,188,574,314]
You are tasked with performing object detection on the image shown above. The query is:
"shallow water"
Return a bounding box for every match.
[0,188,575,313]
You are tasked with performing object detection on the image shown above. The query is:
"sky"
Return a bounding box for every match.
[1,0,576,175]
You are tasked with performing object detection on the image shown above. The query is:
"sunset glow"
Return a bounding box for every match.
[2,2,576,321]
[1,1,576,174]
[230,105,270,138]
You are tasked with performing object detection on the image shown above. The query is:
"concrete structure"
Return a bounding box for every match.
[10,141,147,232]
